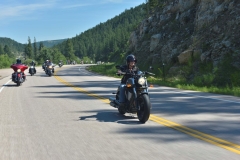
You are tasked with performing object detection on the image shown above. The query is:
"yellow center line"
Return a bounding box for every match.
[54,70,240,155]
[149,115,240,154]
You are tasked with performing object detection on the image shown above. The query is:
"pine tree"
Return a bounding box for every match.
[34,37,37,59]
[0,45,4,55]
[25,37,33,58]
[64,39,75,61]
[39,42,44,51]
[148,0,158,13]
[3,45,13,57]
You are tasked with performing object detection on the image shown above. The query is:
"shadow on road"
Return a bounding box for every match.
[78,109,141,125]
[4,84,18,87]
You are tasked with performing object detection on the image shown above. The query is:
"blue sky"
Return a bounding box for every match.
[0,0,146,44]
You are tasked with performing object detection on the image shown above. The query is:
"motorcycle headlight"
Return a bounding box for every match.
[48,66,52,69]
[138,77,146,85]
[31,66,34,68]
[17,69,21,73]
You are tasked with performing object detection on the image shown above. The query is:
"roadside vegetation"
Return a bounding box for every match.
[88,63,240,97]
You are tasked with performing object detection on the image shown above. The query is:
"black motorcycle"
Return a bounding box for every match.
[29,65,36,76]
[109,66,155,123]
[45,64,54,76]
[58,62,63,68]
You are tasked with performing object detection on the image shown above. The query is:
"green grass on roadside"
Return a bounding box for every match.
[87,64,240,97]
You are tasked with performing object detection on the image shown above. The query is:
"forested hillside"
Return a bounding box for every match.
[54,3,146,63]
[0,37,25,53]
[36,39,67,48]
[0,37,24,68]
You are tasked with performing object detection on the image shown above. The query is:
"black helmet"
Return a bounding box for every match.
[126,54,137,63]
[16,59,21,64]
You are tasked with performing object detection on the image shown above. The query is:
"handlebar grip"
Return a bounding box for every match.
[146,72,155,75]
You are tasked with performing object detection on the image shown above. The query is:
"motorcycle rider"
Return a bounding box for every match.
[29,60,36,73]
[11,59,27,81]
[46,60,54,73]
[117,54,139,107]
[42,60,49,71]
[59,60,63,67]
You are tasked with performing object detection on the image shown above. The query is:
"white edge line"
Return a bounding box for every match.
[0,80,12,93]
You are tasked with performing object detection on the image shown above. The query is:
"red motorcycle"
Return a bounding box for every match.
[10,64,28,86]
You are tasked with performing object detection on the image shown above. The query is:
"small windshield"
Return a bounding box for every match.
[137,71,143,76]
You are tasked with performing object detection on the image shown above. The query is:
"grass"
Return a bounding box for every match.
[87,63,240,97]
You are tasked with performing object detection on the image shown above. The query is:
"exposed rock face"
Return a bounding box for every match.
[150,34,161,51]
[129,0,240,75]
[178,50,193,64]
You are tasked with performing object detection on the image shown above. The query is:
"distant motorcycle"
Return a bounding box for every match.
[45,64,55,76]
[10,64,28,86]
[58,62,63,68]
[29,65,36,76]
[109,66,155,123]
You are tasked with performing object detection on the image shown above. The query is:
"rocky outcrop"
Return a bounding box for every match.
[178,50,193,64]
[129,0,240,77]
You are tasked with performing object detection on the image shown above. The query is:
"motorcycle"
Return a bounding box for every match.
[29,65,36,76]
[58,62,63,68]
[10,64,28,86]
[45,64,55,76]
[109,66,155,123]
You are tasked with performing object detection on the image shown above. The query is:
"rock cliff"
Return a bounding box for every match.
[129,0,240,82]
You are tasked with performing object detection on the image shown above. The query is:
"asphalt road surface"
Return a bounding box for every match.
[0,64,239,160]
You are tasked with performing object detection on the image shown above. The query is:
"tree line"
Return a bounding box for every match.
[53,3,147,63]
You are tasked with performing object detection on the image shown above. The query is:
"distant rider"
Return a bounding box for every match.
[29,60,36,73]
[42,60,49,71]
[47,60,54,73]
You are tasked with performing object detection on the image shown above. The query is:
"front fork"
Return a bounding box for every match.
[132,87,140,110]
[133,86,148,111]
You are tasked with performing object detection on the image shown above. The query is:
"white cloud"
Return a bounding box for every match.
[62,3,92,9]
[0,1,55,20]
[102,0,123,3]
[105,0,123,2]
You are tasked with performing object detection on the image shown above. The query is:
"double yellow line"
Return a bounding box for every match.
[54,70,240,155]
[150,115,240,154]
[54,73,109,104]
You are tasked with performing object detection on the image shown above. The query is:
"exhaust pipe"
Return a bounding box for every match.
[110,102,117,108]
[109,97,119,108]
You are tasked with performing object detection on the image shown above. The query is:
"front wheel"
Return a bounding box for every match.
[116,91,126,115]
[48,71,52,77]
[137,94,151,123]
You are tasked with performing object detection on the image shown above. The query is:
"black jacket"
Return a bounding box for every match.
[120,65,139,84]
[30,62,36,66]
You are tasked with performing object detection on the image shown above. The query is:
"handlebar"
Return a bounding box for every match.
[146,71,155,76]
[116,71,155,76]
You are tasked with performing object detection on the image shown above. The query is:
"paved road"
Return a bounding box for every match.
[0,65,239,160]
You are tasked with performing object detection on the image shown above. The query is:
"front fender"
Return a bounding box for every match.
[140,88,149,95]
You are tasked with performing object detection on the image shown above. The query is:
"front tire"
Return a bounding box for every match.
[48,71,52,77]
[137,94,151,123]
[116,91,126,115]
